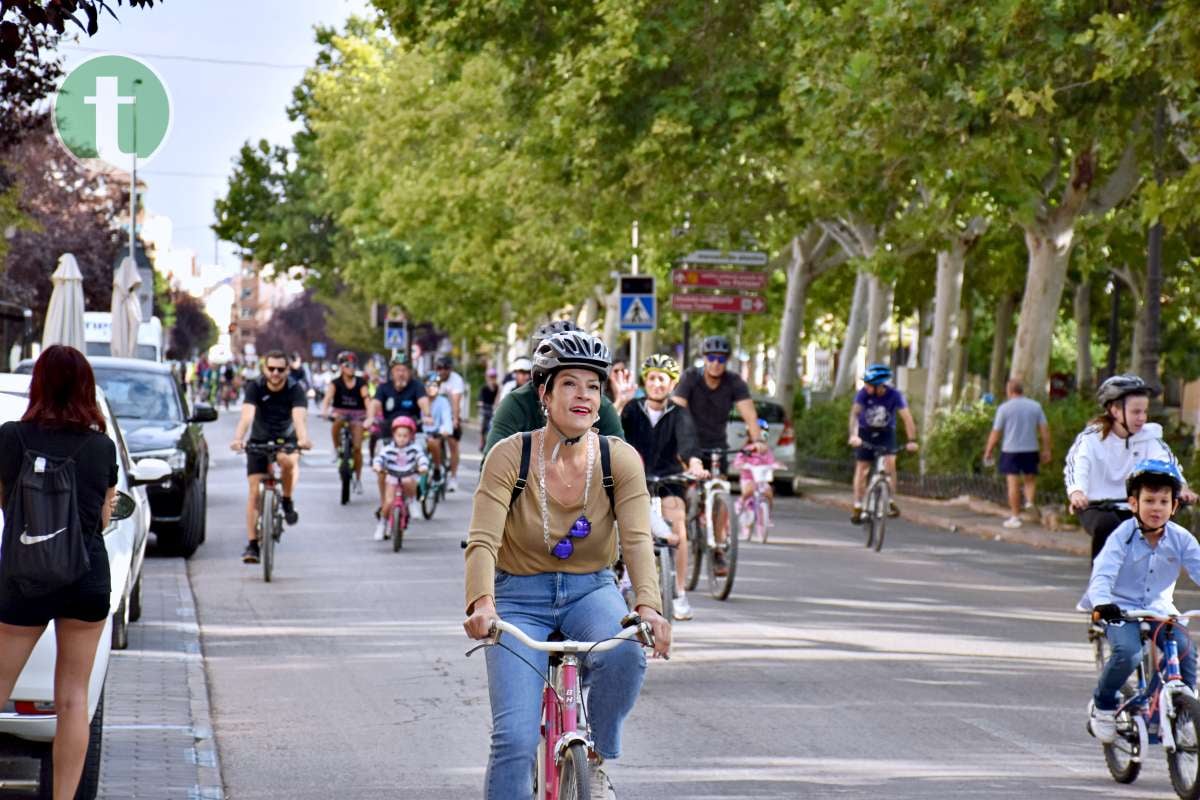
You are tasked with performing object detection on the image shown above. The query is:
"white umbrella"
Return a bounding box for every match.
[111,256,143,358]
[41,253,86,352]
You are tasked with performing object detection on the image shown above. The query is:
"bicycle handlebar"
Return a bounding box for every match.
[646,473,695,488]
[243,441,303,455]
[489,617,653,654]
[1082,608,1200,622]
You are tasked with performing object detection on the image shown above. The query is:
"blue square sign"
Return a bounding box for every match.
[384,323,407,350]
[619,275,656,332]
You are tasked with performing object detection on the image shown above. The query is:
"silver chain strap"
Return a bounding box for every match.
[537,428,595,553]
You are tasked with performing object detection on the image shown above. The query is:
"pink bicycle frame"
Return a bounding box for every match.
[540,658,581,800]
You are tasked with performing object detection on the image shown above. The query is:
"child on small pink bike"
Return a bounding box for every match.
[371,416,428,541]
[734,420,782,541]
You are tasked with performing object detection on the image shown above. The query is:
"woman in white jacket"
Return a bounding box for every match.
[1065,374,1196,560]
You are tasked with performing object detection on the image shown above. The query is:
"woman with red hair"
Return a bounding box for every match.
[0,345,118,799]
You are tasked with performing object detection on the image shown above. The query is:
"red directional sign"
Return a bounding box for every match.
[671,293,767,315]
[671,268,768,291]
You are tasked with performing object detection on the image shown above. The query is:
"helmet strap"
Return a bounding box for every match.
[1133,513,1167,538]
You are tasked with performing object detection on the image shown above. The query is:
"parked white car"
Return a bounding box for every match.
[725,395,796,491]
[0,373,169,798]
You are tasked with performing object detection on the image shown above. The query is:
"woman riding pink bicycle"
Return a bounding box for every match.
[463,330,671,799]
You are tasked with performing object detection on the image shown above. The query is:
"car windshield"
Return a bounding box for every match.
[87,341,159,360]
[729,400,785,424]
[93,369,183,422]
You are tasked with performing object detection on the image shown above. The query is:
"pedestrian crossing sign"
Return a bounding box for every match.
[619,275,656,332]
[384,323,407,350]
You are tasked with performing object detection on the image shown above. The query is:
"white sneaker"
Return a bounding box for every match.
[588,760,616,800]
[372,520,386,541]
[353,477,363,495]
[1002,516,1022,529]
[1089,702,1117,744]
[447,475,459,493]
[409,498,420,517]
[673,593,693,621]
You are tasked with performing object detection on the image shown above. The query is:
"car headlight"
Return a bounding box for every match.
[137,449,187,472]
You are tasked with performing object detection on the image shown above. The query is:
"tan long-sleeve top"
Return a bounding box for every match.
[464,432,661,615]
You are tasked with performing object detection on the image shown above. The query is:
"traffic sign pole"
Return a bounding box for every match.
[631,221,638,373]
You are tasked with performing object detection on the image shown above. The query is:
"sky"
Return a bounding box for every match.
[56,0,374,275]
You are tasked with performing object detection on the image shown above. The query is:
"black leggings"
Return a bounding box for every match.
[1079,506,1133,562]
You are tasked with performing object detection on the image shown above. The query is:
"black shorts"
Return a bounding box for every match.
[246,439,297,476]
[999,451,1039,475]
[651,483,687,501]
[855,428,896,462]
[451,425,463,442]
[0,536,111,626]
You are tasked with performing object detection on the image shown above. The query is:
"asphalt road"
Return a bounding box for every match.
[189,410,1200,799]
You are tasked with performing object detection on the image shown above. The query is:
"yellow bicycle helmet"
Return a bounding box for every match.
[640,353,680,381]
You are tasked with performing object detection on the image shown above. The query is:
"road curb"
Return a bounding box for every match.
[180,563,225,799]
[798,482,1090,557]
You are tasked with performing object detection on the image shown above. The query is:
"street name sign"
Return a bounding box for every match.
[619,275,656,331]
[671,268,768,291]
[677,249,768,267]
[671,293,767,315]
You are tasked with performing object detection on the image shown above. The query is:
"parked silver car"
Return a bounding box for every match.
[725,395,795,491]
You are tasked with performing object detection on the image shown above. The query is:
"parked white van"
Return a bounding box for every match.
[83,311,165,362]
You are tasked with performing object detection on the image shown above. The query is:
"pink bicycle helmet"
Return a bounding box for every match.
[391,416,418,433]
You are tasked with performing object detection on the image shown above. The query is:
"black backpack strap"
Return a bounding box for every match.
[599,435,616,516]
[509,431,533,509]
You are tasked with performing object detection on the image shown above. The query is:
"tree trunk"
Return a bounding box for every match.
[865,274,892,365]
[917,297,934,368]
[772,237,808,415]
[1073,280,1093,393]
[988,293,1015,397]
[922,248,965,435]
[832,270,870,397]
[1010,225,1076,397]
[600,284,620,355]
[952,293,974,403]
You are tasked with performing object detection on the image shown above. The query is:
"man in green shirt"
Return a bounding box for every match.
[482,320,625,459]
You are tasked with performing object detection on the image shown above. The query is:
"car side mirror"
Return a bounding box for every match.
[129,458,171,485]
[111,491,137,521]
[190,403,218,423]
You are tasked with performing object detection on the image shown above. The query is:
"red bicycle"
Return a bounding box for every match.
[469,616,653,799]
[384,467,418,552]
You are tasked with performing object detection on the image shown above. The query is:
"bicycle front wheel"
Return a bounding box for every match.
[421,476,439,520]
[1169,693,1200,798]
[657,545,674,623]
[707,492,739,601]
[685,514,703,592]
[391,505,405,552]
[556,742,591,800]
[869,481,889,552]
[260,489,276,583]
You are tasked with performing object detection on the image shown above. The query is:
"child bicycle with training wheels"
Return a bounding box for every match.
[371,416,428,542]
[1082,460,1200,767]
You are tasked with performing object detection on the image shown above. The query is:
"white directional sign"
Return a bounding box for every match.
[619,275,656,332]
[677,249,768,267]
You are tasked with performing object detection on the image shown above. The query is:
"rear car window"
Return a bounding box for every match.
[728,399,785,423]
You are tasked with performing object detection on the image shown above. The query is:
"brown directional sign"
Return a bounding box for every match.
[671,268,767,291]
[671,293,767,314]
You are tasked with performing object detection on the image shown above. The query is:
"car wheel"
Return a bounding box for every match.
[129,568,144,623]
[173,482,205,558]
[111,596,129,650]
[773,478,795,497]
[38,693,103,799]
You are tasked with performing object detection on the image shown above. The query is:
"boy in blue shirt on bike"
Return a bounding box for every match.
[1082,459,1200,743]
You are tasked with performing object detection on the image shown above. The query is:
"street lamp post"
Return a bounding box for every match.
[129,78,143,268]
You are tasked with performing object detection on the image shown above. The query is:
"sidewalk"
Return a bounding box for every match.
[796,476,1090,556]
[99,557,224,800]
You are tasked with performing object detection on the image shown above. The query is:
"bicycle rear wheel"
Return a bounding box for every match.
[391,504,405,552]
[759,497,770,544]
[339,430,352,505]
[657,545,674,622]
[421,473,440,520]
[869,481,889,552]
[260,489,275,583]
[556,742,591,800]
[1169,694,1200,798]
[707,492,739,600]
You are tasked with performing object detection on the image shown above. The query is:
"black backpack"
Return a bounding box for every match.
[509,431,616,515]
[0,427,94,597]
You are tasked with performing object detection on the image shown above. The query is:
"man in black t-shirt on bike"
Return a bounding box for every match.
[231,350,312,564]
[369,354,429,518]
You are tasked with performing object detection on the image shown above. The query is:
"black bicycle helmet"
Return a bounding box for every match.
[337,350,357,366]
[389,353,409,367]
[701,335,731,355]
[863,363,892,385]
[530,320,581,353]
[1097,374,1156,407]
[435,355,454,369]
[532,331,612,382]
[640,353,680,381]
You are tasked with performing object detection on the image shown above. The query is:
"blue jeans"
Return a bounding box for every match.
[1095,620,1197,710]
[483,569,646,800]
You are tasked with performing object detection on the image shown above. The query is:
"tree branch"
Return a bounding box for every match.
[1083,141,1140,218]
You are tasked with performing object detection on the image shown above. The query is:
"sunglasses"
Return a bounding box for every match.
[551,515,591,559]
[265,366,287,374]
[705,354,728,364]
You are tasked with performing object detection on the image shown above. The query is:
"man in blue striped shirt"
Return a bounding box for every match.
[1081,459,1200,743]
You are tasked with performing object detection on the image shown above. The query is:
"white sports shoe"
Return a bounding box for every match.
[373,520,386,541]
[1002,516,1022,529]
[673,593,694,621]
[1089,702,1117,744]
[588,760,616,800]
[448,475,460,493]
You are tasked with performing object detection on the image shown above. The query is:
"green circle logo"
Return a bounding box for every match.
[52,54,172,171]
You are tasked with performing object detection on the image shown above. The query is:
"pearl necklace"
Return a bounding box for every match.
[537,428,594,554]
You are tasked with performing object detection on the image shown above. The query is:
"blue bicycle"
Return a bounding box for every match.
[1086,609,1200,798]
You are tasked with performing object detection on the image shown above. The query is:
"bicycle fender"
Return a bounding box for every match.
[1161,686,1177,752]
[553,731,593,764]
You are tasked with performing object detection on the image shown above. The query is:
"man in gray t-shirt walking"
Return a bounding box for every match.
[983,379,1051,529]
